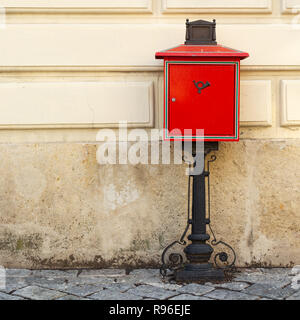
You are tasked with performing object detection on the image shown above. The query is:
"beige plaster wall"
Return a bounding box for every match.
[0,141,299,268]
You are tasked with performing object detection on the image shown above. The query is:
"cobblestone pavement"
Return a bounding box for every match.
[0,268,299,300]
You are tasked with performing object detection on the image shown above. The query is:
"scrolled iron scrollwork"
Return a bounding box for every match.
[160,191,192,277]
[160,240,185,278]
[211,239,236,269]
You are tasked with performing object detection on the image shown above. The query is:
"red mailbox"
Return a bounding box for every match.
[156,20,251,282]
[156,19,249,141]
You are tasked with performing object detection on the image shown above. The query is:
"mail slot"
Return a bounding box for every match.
[156,19,249,141]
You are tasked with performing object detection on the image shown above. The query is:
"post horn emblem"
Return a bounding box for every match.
[193,81,211,94]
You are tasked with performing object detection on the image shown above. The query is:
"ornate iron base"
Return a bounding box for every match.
[173,143,223,282]
[160,142,236,282]
[175,264,224,282]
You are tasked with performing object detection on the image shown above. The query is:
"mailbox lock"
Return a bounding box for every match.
[172,98,176,102]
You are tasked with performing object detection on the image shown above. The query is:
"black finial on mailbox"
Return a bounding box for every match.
[185,19,217,45]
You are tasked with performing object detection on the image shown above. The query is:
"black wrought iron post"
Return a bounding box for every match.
[175,142,224,282]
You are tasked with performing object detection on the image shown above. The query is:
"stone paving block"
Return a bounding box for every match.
[286,290,300,300]
[30,270,78,278]
[262,268,292,275]
[233,270,292,287]
[127,284,176,300]
[79,269,125,278]
[56,295,91,300]
[89,289,143,300]
[102,282,135,292]
[242,283,296,300]
[178,284,215,296]
[125,269,161,284]
[26,277,71,291]
[143,280,182,291]
[129,269,160,277]
[30,277,112,292]
[205,289,259,300]
[124,276,161,286]
[290,266,300,276]
[233,271,268,282]
[13,285,67,300]
[71,276,115,286]
[0,278,28,294]
[63,284,104,297]
[215,282,250,291]
[0,291,25,300]
[26,275,112,291]
[136,275,182,291]
[170,294,213,300]
[5,269,32,278]
[127,269,160,279]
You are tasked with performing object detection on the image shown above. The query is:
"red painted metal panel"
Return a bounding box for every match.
[164,60,239,141]
[156,44,249,60]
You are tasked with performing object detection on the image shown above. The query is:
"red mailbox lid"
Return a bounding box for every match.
[156,44,249,60]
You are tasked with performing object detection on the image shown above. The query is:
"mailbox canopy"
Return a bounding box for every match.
[155,20,249,142]
[155,44,249,60]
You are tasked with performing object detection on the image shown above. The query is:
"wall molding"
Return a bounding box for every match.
[280,80,300,126]
[0,81,154,129]
[1,65,300,73]
[282,0,300,13]
[240,80,273,127]
[0,0,153,13]
[162,0,272,13]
